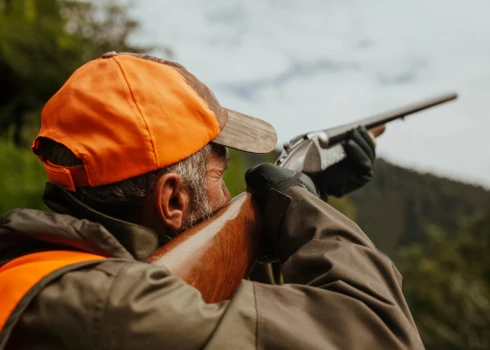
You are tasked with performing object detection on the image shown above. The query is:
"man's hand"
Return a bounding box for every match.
[312,126,384,199]
[245,164,317,208]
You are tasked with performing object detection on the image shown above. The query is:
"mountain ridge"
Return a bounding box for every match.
[347,158,490,255]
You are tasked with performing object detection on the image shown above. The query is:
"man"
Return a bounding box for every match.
[0,52,424,349]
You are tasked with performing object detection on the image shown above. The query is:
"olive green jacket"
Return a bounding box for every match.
[0,183,424,349]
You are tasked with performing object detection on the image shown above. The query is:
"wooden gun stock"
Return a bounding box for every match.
[147,193,261,303]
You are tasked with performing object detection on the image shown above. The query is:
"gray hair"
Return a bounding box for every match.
[36,138,212,226]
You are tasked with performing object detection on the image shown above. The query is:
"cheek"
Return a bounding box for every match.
[206,177,230,208]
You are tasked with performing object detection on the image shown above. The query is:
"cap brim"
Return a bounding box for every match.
[212,108,277,153]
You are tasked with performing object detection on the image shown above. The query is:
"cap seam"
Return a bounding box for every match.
[112,57,159,169]
[165,65,221,136]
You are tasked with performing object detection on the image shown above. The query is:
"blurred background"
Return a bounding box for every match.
[0,0,488,348]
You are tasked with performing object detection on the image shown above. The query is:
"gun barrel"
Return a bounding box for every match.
[324,92,458,146]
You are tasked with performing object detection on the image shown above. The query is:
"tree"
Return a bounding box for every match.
[397,209,490,350]
[0,141,47,212]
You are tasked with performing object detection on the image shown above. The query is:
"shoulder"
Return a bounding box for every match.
[7,260,259,349]
[6,259,166,349]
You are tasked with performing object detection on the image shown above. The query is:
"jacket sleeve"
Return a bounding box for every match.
[250,186,424,349]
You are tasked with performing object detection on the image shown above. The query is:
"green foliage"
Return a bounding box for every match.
[0,141,47,212]
[223,149,247,197]
[397,209,490,350]
[223,149,280,197]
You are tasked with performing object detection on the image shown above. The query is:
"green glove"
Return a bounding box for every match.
[312,126,375,199]
[245,164,317,208]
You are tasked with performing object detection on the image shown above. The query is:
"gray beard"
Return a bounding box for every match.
[177,185,213,234]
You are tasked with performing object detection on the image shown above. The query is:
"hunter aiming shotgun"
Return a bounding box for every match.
[2,52,430,349]
[147,92,458,303]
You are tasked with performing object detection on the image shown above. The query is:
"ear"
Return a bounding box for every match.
[153,173,191,231]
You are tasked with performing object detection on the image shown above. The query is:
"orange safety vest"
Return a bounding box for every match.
[0,250,105,333]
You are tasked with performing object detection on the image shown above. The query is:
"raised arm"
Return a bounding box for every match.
[244,165,425,349]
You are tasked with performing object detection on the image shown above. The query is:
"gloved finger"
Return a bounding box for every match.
[369,125,386,145]
[245,165,273,192]
[349,127,375,161]
[344,139,373,170]
[355,126,376,160]
[247,164,298,185]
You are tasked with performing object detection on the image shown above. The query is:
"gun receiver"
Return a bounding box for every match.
[276,92,458,173]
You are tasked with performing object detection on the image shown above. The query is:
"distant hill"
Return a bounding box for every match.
[347,159,490,256]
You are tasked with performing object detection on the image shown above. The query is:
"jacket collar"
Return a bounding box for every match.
[41,182,172,260]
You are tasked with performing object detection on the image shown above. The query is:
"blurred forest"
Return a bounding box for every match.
[1,1,489,349]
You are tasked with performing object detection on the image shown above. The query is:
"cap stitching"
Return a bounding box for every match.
[165,65,221,136]
[112,57,158,168]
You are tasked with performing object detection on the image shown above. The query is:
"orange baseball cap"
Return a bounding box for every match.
[32,52,277,191]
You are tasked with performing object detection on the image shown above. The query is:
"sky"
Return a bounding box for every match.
[130,0,490,188]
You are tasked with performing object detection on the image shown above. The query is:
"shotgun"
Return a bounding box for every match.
[147,92,458,303]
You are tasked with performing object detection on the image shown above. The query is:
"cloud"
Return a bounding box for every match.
[219,58,359,100]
